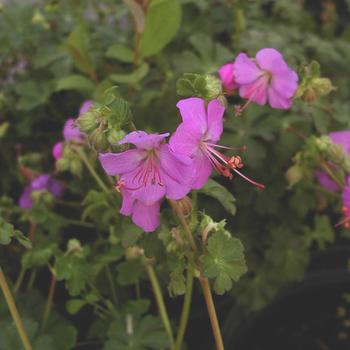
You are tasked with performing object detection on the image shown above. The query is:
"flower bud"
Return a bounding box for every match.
[302,87,317,103]
[67,239,83,255]
[88,128,109,151]
[77,111,97,133]
[204,74,222,99]
[70,158,83,177]
[313,78,335,96]
[107,129,126,145]
[56,158,70,172]
[125,246,144,260]
[286,164,303,187]
[176,196,192,217]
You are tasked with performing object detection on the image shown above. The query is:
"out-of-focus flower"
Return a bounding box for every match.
[170,97,264,189]
[19,174,63,209]
[99,131,194,232]
[233,48,298,109]
[218,62,238,93]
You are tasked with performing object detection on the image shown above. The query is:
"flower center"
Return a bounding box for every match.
[115,151,164,192]
[200,141,264,189]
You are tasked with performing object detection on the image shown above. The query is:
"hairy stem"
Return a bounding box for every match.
[199,278,224,350]
[174,268,194,350]
[0,267,33,350]
[74,148,109,193]
[41,272,57,332]
[145,262,174,347]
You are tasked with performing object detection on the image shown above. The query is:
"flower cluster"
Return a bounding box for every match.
[315,130,350,227]
[218,48,299,110]
[99,97,264,232]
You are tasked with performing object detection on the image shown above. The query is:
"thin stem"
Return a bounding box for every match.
[174,268,194,350]
[26,270,37,291]
[169,200,197,252]
[28,222,36,241]
[41,273,57,332]
[74,147,109,193]
[320,160,345,188]
[14,267,26,295]
[199,278,224,350]
[105,266,118,305]
[144,262,175,347]
[0,267,33,350]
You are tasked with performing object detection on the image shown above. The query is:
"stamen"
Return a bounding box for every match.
[232,168,265,189]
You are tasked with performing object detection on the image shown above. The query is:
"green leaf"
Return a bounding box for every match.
[110,62,149,85]
[116,260,143,286]
[121,224,143,248]
[55,74,94,93]
[200,179,236,215]
[0,217,31,248]
[66,299,87,315]
[106,43,134,63]
[139,0,181,58]
[200,232,247,295]
[22,245,54,268]
[304,215,334,249]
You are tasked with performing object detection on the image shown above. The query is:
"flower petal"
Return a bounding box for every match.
[120,189,135,216]
[176,98,208,135]
[48,179,64,198]
[233,53,261,85]
[218,62,237,91]
[256,48,286,72]
[132,200,161,232]
[315,170,339,192]
[343,178,350,210]
[169,123,201,156]
[63,118,84,141]
[79,100,93,115]
[52,142,63,160]
[99,149,146,176]
[19,185,33,209]
[119,131,169,150]
[329,131,350,155]
[267,86,293,109]
[191,151,213,189]
[239,78,268,105]
[206,99,225,142]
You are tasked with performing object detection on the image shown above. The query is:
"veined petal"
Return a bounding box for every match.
[270,73,298,100]
[256,48,286,72]
[233,53,261,85]
[169,123,201,157]
[132,200,161,232]
[176,98,208,135]
[329,131,350,155]
[267,87,292,109]
[120,189,135,216]
[206,99,225,142]
[119,131,169,150]
[191,151,213,189]
[239,78,268,105]
[99,149,146,176]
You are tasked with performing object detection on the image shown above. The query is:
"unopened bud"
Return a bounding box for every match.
[56,158,69,172]
[204,74,222,99]
[77,111,97,133]
[125,246,144,260]
[176,196,192,217]
[313,78,335,96]
[70,158,83,177]
[67,239,83,255]
[286,165,303,187]
[88,128,109,151]
[107,129,126,145]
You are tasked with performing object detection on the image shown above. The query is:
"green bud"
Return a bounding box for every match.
[302,87,317,103]
[204,74,222,99]
[70,158,83,177]
[89,128,109,151]
[312,78,335,96]
[67,239,83,255]
[107,129,126,145]
[286,165,303,187]
[77,111,97,133]
[56,158,70,172]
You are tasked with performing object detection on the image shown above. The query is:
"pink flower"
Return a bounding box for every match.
[169,98,264,189]
[218,62,238,93]
[99,131,194,232]
[19,174,63,209]
[233,48,298,109]
[315,130,350,192]
[52,101,91,161]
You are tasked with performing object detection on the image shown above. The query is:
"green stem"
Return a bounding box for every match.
[14,267,26,295]
[105,266,118,305]
[0,267,33,350]
[26,270,37,291]
[74,148,109,193]
[199,278,224,350]
[41,272,57,332]
[174,268,194,350]
[145,262,174,347]
[62,218,95,228]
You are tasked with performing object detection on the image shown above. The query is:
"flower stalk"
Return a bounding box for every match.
[0,267,33,350]
[41,271,57,332]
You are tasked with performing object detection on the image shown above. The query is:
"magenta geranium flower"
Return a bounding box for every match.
[218,62,238,93]
[19,174,64,209]
[99,131,194,232]
[169,97,264,189]
[315,130,350,192]
[233,48,298,109]
[52,101,91,161]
